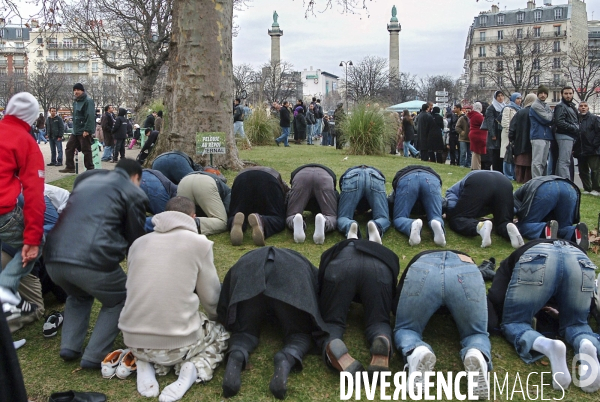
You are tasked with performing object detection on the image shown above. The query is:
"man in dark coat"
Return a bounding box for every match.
[318,239,399,375]
[553,87,579,179]
[60,83,95,173]
[576,101,600,193]
[417,103,433,160]
[46,107,65,166]
[45,159,147,369]
[217,247,329,400]
[100,105,115,161]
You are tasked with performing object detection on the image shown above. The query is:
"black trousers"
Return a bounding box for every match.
[0,311,28,402]
[227,294,313,367]
[64,134,94,170]
[112,139,125,161]
[227,171,286,239]
[319,244,393,350]
[490,149,502,172]
[449,134,459,165]
[447,172,514,240]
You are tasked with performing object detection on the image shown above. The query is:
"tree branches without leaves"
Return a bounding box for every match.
[563,41,600,102]
[344,56,389,103]
[259,60,302,105]
[26,62,68,115]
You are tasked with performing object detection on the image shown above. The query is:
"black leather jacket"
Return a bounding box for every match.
[44,168,148,270]
[575,113,600,156]
[554,99,579,139]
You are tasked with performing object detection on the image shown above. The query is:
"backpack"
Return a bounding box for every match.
[314,104,323,119]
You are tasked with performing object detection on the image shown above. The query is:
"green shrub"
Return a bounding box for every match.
[245,108,280,146]
[341,104,393,155]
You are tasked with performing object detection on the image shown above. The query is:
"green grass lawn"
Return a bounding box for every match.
[17,145,600,401]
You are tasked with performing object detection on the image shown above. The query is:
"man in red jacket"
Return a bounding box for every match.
[0,92,45,319]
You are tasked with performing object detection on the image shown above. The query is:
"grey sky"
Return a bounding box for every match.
[233,0,600,79]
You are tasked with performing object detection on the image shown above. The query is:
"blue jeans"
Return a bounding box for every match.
[276,126,290,146]
[321,131,330,146]
[393,172,444,237]
[234,121,245,138]
[43,196,59,235]
[140,171,172,215]
[49,137,63,164]
[501,242,600,364]
[460,142,472,167]
[0,206,43,292]
[394,251,492,369]
[315,118,322,136]
[403,141,418,157]
[306,125,314,144]
[337,167,390,239]
[102,145,113,161]
[503,161,515,181]
[151,154,194,185]
[37,129,47,143]
[516,180,578,241]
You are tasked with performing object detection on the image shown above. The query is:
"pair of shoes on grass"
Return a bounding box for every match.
[102,349,137,379]
[230,212,265,246]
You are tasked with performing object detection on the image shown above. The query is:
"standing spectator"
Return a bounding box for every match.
[455,105,471,167]
[429,107,445,163]
[332,102,346,149]
[501,93,522,181]
[485,91,505,172]
[46,107,64,167]
[321,114,331,146]
[529,85,554,178]
[293,100,307,145]
[576,101,600,194]
[154,110,163,134]
[468,103,487,170]
[314,98,324,139]
[274,101,291,147]
[45,159,147,369]
[59,83,95,173]
[447,107,460,165]
[36,113,47,144]
[0,92,45,318]
[306,104,316,145]
[509,94,537,184]
[100,105,115,162]
[553,87,579,179]
[111,108,129,163]
[143,110,156,131]
[401,110,419,158]
[417,103,433,161]
[233,98,246,138]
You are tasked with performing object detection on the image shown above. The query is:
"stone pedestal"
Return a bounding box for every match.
[268,27,283,66]
[388,22,401,80]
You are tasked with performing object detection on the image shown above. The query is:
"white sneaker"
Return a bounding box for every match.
[367,221,382,244]
[591,190,600,196]
[507,223,524,248]
[406,346,436,395]
[477,221,493,248]
[313,213,326,245]
[463,349,489,400]
[347,222,359,240]
[293,213,305,243]
[408,219,423,246]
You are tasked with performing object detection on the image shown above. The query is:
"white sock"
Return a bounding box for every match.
[347,222,359,240]
[367,221,382,244]
[0,286,20,305]
[532,337,571,390]
[313,213,326,245]
[13,339,26,350]
[579,339,600,393]
[159,362,197,402]
[477,221,493,248]
[430,220,446,247]
[507,223,524,248]
[293,213,305,243]
[408,219,422,246]
[137,360,159,398]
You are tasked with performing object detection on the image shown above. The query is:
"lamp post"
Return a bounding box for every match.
[339,60,353,111]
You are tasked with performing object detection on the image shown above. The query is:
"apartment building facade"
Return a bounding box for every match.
[463,0,588,106]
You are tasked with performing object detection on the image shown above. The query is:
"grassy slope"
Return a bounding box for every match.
[19,145,600,401]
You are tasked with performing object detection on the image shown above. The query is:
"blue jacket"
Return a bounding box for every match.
[529,99,553,141]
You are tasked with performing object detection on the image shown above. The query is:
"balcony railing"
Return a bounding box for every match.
[0,46,27,54]
[472,30,567,43]
[47,43,89,49]
[13,60,25,66]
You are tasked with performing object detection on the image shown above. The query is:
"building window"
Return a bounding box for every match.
[498,15,504,25]
[480,15,487,27]
[517,28,523,39]
[63,38,73,48]
[554,74,561,85]
[14,68,24,75]
[15,42,24,48]
[480,77,486,87]
[498,75,504,86]
[479,46,486,57]
[497,45,504,56]
[555,8,562,20]
[37,37,43,44]
[554,26,561,36]
[516,60,522,70]
[64,50,72,60]
[78,62,87,72]
[48,50,58,60]
[497,30,504,40]
[64,63,72,72]
[552,91,560,102]
[553,58,561,69]
[517,12,524,24]
[92,62,98,72]
[479,62,484,72]
[480,32,486,42]
[553,41,561,52]
[534,10,542,22]
[78,51,86,59]
[533,59,540,70]
[533,75,540,85]
[37,50,43,57]
[15,28,22,38]
[533,27,541,38]
[497,61,504,71]
[533,42,541,53]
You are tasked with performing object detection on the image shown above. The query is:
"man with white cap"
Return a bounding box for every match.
[0,92,46,319]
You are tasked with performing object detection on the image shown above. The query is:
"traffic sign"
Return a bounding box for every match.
[437,103,449,108]
[435,91,448,97]
[436,97,449,102]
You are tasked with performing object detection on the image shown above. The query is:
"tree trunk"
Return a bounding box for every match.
[153,0,243,170]
[137,67,161,111]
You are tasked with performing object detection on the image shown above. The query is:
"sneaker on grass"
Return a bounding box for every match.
[43,311,64,338]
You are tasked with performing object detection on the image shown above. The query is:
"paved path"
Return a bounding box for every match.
[38,140,142,183]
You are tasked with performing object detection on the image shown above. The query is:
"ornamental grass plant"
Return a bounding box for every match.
[245,108,280,146]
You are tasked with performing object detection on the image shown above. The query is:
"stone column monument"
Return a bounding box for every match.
[387,5,401,82]
[268,11,283,67]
